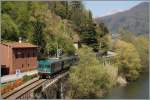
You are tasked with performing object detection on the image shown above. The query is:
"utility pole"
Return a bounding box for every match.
[56,42,59,58]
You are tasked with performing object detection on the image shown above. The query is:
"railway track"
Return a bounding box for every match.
[2,78,47,99]
[2,71,69,99]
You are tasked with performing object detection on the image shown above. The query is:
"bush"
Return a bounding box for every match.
[67,46,116,98]
[23,75,33,82]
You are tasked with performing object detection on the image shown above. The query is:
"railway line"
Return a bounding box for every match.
[2,78,46,99]
[2,71,68,99]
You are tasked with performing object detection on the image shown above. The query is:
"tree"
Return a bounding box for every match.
[29,2,48,59]
[67,46,116,98]
[114,40,141,81]
[2,2,32,39]
[1,14,19,41]
[29,2,76,58]
[133,36,149,68]
[119,29,135,43]
[95,23,109,52]
[80,23,97,45]
[119,29,149,68]
[69,1,84,26]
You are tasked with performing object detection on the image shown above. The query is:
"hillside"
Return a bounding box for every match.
[2,1,110,59]
[95,2,149,35]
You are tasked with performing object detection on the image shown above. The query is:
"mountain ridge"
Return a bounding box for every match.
[95,2,149,35]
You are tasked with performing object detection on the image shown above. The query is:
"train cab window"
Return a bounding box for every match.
[51,63,55,67]
[38,64,42,68]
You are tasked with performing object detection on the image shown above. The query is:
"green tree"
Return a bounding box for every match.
[2,2,32,39]
[1,14,19,41]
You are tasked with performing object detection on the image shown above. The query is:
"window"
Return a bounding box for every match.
[28,53,30,57]
[33,51,35,57]
[33,49,37,57]
[22,64,24,68]
[28,64,29,67]
[15,53,18,58]
[15,49,24,58]
[21,53,24,58]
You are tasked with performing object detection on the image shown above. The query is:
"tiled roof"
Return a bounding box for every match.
[1,42,38,48]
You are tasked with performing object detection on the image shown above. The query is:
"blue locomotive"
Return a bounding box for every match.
[38,56,78,79]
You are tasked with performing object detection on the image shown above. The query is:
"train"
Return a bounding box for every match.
[38,56,79,79]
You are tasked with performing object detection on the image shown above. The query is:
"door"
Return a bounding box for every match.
[1,65,9,76]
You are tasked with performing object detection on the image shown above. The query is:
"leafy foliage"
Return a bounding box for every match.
[114,40,141,81]
[1,1,76,59]
[2,14,19,41]
[67,46,117,98]
[2,1,110,59]
[119,29,149,68]
[133,36,149,68]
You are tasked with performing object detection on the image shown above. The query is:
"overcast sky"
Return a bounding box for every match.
[84,1,143,18]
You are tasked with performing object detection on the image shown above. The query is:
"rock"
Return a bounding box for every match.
[117,76,127,86]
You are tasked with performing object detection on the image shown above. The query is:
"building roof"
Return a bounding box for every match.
[1,42,38,48]
[104,51,117,58]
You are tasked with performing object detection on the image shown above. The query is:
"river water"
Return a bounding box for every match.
[103,72,149,99]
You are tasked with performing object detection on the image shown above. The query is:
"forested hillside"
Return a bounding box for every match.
[95,2,149,35]
[2,1,110,59]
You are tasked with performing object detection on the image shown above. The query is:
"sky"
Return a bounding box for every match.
[84,1,143,18]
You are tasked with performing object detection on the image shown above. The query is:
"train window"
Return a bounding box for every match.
[51,63,54,67]
[55,63,59,68]
[47,65,50,68]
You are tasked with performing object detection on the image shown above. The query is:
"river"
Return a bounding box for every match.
[103,72,149,99]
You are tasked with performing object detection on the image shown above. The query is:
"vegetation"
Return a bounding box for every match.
[22,75,34,83]
[133,36,149,68]
[2,1,109,59]
[114,40,141,81]
[66,46,117,98]
[119,29,149,68]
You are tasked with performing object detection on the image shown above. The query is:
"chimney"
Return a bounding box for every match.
[19,37,22,43]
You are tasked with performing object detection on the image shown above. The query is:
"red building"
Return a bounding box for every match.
[0,42,38,76]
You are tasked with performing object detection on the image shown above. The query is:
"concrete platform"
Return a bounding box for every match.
[1,70,38,84]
